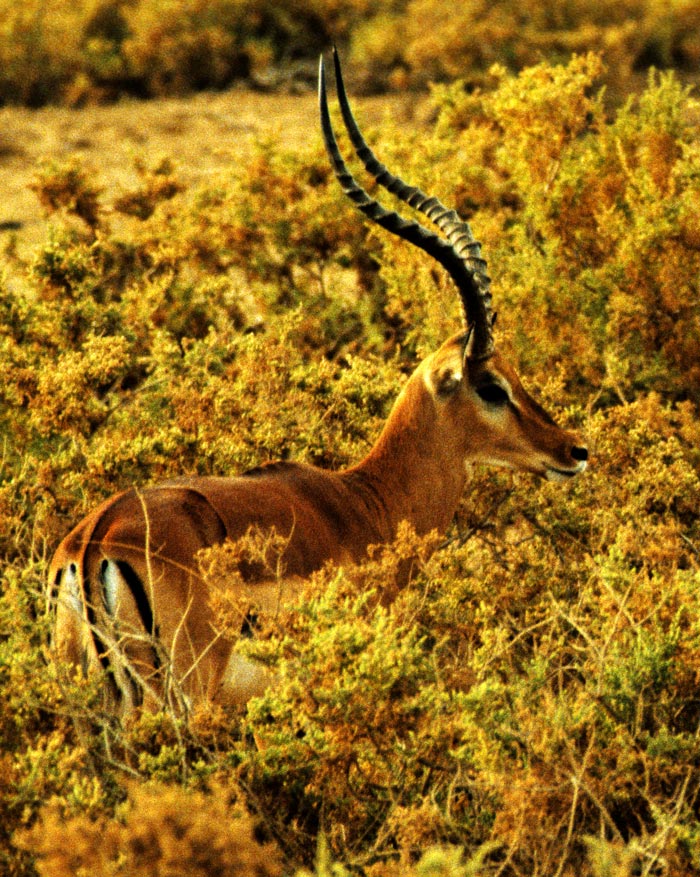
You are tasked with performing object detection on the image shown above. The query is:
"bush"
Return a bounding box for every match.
[2,0,700,104]
[17,783,283,877]
[2,54,700,875]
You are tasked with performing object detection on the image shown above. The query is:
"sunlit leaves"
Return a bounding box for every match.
[2,54,700,876]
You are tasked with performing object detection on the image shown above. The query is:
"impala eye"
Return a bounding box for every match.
[476,382,510,405]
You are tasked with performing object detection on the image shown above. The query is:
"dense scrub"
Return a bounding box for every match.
[2,55,700,875]
[3,0,700,104]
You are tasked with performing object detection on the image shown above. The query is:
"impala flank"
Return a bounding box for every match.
[49,51,587,716]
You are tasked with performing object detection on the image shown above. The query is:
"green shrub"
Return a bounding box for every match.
[3,54,700,875]
[3,0,700,105]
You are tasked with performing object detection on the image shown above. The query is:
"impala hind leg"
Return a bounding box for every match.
[51,562,90,675]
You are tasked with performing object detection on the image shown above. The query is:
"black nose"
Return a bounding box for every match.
[571,446,588,462]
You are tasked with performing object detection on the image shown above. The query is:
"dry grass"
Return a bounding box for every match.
[5,58,700,876]
[0,88,413,263]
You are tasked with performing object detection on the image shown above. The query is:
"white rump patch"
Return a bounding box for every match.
[100,559,121,617]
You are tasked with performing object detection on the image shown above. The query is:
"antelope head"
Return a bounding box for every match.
[320,50,588,488]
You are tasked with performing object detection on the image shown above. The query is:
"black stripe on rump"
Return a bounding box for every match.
[115,559,161,671]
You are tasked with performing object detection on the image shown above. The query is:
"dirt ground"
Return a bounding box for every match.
[0,88,412,265]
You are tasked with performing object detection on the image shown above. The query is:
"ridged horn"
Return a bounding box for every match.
[319,49,495,361]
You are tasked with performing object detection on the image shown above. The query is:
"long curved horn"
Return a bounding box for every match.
[319,50,495,360]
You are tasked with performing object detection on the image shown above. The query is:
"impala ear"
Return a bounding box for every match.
[462,324,476,364]
[462,315,497,365]
[428,363,463,398]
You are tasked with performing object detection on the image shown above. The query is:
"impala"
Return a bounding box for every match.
[49,51,587,716]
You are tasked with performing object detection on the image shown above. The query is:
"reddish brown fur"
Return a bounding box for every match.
[50,331,586,712]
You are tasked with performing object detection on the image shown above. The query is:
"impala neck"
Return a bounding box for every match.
[343,370,468,540]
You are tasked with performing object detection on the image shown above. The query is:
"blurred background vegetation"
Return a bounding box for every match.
[3,0,700,104]
[2,2,700,877]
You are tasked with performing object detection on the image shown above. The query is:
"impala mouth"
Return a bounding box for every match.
[545,461,587,483]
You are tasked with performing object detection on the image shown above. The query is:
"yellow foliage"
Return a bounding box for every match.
[1,0,700,104]
[2,53,700,877]
[18,783,282,877]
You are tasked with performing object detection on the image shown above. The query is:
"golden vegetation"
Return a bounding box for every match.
[2,50,700,876]
[2,0,700,104]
